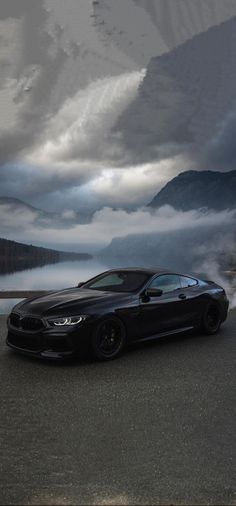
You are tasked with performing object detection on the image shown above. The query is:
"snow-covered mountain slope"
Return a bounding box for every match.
[92,0,236,65]
[115,15,236,160]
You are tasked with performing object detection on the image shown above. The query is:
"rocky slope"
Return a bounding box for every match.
[148,170,236,211]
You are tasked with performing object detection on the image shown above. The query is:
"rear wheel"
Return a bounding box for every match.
[91,316,126,360]
[201,302,222,335]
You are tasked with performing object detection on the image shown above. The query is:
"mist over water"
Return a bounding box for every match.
[100,219,236,309]
[0,259,106,290]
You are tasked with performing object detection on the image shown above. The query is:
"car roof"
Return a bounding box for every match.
[108,267,172,276]
[107,267,201,281]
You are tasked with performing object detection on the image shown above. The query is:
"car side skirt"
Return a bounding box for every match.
[131,325,195,345]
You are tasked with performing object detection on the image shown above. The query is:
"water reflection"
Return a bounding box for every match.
[0,259,108,288]
[0,259,109,314]
[0,256,93,276]
[0,257,61,275]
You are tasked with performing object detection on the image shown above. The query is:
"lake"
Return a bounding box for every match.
[0,259,111,314]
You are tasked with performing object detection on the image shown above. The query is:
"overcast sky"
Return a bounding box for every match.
[1,0,236,250]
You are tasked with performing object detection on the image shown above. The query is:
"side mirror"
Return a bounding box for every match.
[146,288,163,298]
[77,282,85,288]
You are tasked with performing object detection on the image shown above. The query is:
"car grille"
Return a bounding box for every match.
[7,332,42,352]
[9,313,44,332]
[10,313,20,328]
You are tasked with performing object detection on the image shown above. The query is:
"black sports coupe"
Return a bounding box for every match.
[7,267,229,361]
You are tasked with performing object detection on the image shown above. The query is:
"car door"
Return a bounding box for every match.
[139,274,191,338]
[178,276,203,326]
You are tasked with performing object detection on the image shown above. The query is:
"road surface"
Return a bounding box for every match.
[0,312,235,505]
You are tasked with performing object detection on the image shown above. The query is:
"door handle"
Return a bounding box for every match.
[178,293,187,300]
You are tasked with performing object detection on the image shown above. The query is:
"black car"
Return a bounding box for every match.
[7,267,229,361]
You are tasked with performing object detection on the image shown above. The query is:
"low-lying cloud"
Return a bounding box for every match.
[1,201,235,250]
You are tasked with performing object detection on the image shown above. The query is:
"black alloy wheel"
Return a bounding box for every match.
[202,302,222,335]
[91,317,126,360]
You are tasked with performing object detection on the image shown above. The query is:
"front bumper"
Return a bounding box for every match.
[6,320,92,360]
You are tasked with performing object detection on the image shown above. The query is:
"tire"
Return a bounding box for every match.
[201,302,222,335]
[91,316,126,361]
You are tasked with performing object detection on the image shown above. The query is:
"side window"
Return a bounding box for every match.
[149,274,181,293]
[180,276,198,288]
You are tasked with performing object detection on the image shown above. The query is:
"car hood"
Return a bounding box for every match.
[14,287,129,316]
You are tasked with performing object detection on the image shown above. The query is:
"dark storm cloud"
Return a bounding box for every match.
[0,0,68,166]
[0,69,145,210]
[0,163,99,201]
[205,109,236,169]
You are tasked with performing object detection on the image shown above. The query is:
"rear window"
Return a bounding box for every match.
[180,276,198,288]
[149,274,181,293]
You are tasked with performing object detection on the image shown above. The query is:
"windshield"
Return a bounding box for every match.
[82,271,150,293]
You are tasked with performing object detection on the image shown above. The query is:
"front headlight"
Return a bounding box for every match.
[47,315,88,327]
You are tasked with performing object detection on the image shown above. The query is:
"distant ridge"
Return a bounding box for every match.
[115,15,236,160]
[0,237,92,275]
[148,170,236,211]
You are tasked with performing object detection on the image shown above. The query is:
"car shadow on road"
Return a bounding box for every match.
[5,324,227,369]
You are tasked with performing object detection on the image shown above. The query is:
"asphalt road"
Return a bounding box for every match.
[0,312,235,506]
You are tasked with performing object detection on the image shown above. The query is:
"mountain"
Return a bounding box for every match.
[100,223,236,274]
[0,237,92,275]
[93,0,236,66]
[101,168,236,271]
[148,170,236,211]
[114,15,236,161]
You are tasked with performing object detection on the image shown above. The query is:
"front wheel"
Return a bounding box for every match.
[91,316,126,360]
[201,302,222,335]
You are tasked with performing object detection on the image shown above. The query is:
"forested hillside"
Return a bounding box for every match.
[0,238,92,274]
